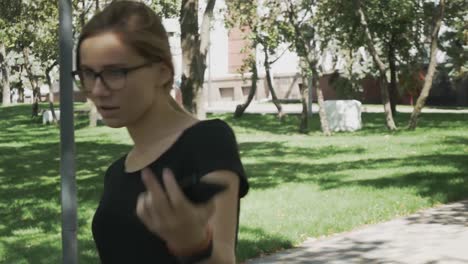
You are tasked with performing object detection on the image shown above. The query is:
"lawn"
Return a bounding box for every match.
[0,104,467,263]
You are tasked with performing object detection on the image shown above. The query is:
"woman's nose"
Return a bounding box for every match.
[90,77,110,96]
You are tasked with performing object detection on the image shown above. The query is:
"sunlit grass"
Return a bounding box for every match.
[0,104,467,263]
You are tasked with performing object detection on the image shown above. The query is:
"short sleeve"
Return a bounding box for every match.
[187,119,249,198]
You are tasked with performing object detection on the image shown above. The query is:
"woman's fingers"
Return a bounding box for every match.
[137,167,215,243]
[136,193,152,226]
[162,168,188,208]
[141,168,171,213]
[163,168,216,219]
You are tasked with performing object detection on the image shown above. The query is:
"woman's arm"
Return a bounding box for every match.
[198,170,240,264]
[136,168,241,264]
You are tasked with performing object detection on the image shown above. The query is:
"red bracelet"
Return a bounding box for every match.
[167,227,213,257]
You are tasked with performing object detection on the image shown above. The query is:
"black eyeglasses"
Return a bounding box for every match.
[72,62,153,92]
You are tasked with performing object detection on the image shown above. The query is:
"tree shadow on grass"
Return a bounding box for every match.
[0,107,101,146]
[241,140,468,204]
[1,105,466,262]
[408,112,468,129]
[237,226,293,263]
[216,113,321,135]
[239,141,366,160]
[0,140,129,264]
[0,104,100,141]
[359,112,468,135]
[443,135,468,146]
[214,112,468,135]
[321,171,468,203]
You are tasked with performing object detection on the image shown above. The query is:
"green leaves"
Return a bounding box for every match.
[0,0,22,23]
[150,0,181,18]
[0,0,186,96]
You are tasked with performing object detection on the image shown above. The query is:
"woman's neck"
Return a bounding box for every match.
[126,99,196,154]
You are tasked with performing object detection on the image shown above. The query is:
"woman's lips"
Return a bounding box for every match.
[98,106,120,117]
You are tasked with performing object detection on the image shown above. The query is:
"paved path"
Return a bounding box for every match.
[246,200,468,264]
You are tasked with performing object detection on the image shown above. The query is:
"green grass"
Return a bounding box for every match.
[0,104,467,263]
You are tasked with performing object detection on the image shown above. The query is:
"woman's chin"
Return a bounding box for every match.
[101,118,126,128]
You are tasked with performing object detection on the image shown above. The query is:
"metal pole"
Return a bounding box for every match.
[59,0,77,263]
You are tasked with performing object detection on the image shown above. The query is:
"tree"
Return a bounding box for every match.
[234,52,259,118]
[438,0,467,80]
[408,0,446,129]
[29,0,61,121]
[0,42,11,106]
[0,0,60,116]
[180,0,216,118]
[317,0,432,130]
[353,0,397,130]
[282,0,331,135]
[226,0,285,119]
[73,0,103,127]
[0,0,20,106]
[1,1,43,116]
[225,1,258,118]
[22,47,42,117]
[318,0,464,130]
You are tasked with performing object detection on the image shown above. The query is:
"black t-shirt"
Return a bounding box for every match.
[92,119,249,263]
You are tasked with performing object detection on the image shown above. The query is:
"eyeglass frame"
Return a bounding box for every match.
[71,62,155,93]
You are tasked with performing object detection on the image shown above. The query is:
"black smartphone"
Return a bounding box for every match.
[182,181,228,204]
[148,166,227,204]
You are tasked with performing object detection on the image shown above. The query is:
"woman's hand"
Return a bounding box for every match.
[136,168,215,252]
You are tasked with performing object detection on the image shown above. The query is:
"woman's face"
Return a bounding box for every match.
[79,31,170,128]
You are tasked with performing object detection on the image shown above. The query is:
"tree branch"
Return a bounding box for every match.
[354,0,387,79]
[268,44,293,64]
[199,0,216,57]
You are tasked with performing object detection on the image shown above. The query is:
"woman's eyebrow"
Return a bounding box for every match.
[79,63,129,70]
[101,63,129,69]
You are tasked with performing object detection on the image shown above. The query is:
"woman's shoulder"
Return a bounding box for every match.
[183,118,234,137]
[106,155,127,173]
[179,118,237,147]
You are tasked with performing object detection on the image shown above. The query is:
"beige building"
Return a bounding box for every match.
[163,0,304,105]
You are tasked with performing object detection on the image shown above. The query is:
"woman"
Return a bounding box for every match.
[72,1,249,263]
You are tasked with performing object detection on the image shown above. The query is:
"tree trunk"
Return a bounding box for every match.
[80,0,86,27]
[45,62,58,124]
[388,40,398,117]
[355,0,397,130]
[82,0,99,127]
[285,2,330,135]
[299,71,309,133]
[180,0,216,119]
[284,73,299,99]
[0,42,11,106]
[263,48,284,119]
[234,59,258,118]
[409,0,445,130]
[312,69,331,136]
[379,78,396,129]
[18,66,25,102]
[18,80,24,102]
[22,47,41,117]
[305,52,331,135]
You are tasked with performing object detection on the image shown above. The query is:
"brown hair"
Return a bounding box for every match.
[76,0,174,91]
